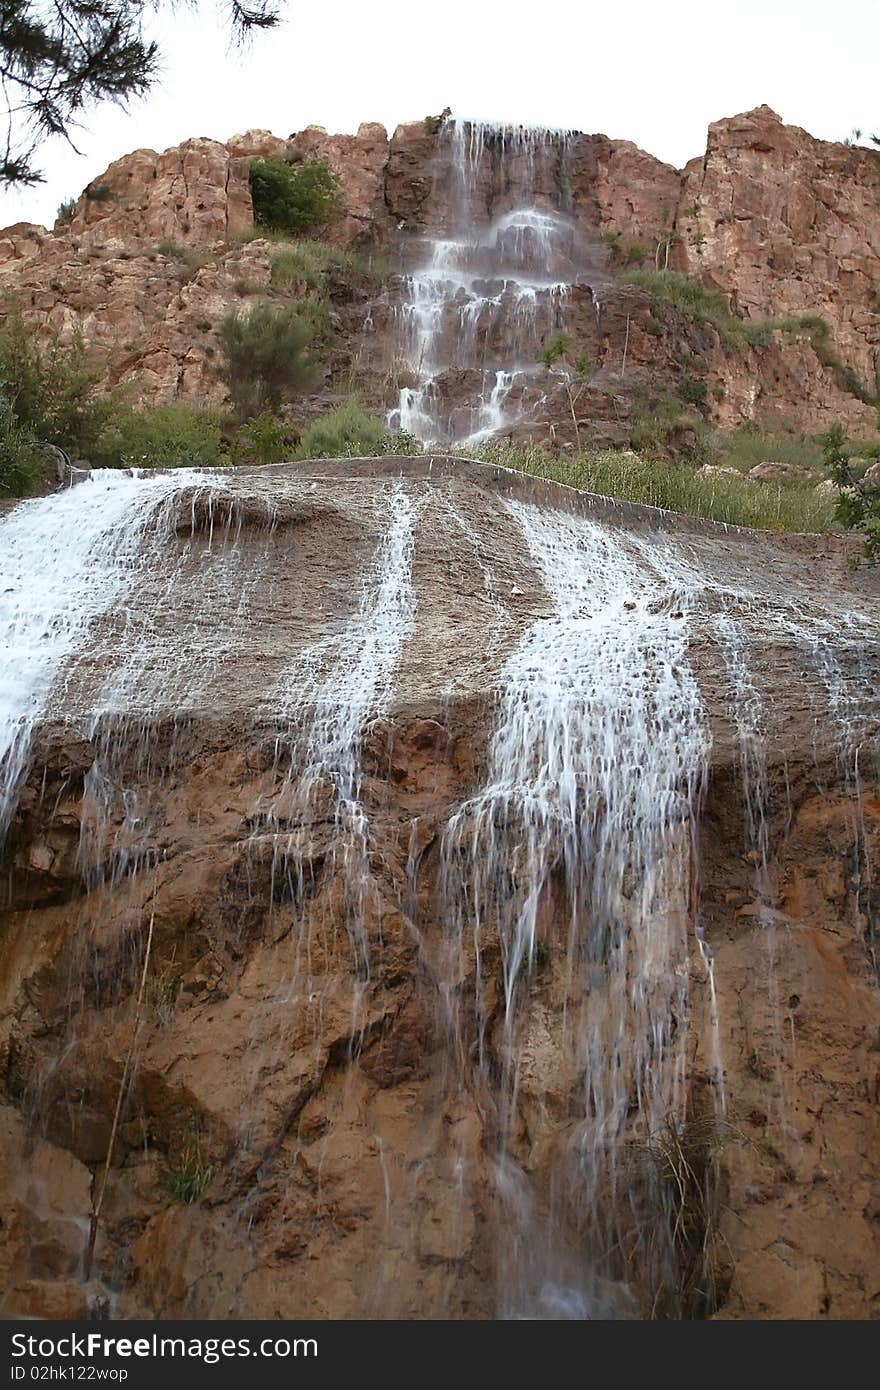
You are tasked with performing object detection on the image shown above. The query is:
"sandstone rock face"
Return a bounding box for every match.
[0,458,879,1320]
[69,138,254,249]
[675,106,880,403]
[288,123,393,245]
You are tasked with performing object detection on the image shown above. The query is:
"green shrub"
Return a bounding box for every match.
[249,157,343,235]
[679,375,708,408]
[93,404,227,469]
[621,270,877,404]
[55,198,76,226]
[539,333,571,368]
[714,425,824,473]
[236,412,292,464]
[0,316,110,458]
[217,304,319,417]
[574,354,597,378]
[0,392,42,496]
[270,240,390,290]
[823,425,880,563]
[297,400,391,458]
[156,241,213,283]
[164,1137,213,1204]
[620,269,750,348]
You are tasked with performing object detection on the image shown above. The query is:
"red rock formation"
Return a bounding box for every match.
[674,107,880,399]
[0,108,876,440]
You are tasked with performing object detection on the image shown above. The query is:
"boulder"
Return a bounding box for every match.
[748,460,817,485]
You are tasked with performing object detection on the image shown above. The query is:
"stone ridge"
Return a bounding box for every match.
[0,106,877,439]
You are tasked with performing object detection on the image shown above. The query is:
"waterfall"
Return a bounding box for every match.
[233,482,419,1154]
[0,470,213,844]
[440,500,711,1316]
[3,460,880,1321]
[388,120,604,447]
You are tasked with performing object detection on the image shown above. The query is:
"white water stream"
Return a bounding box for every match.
[0,470,209,842]
[388,122,603,446]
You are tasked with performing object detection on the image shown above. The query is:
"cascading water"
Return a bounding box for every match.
[3,459,880,1322]
[256,481,417,980]
[387,121,606,447]
[0,471,214,845]
[440,501,712,1316]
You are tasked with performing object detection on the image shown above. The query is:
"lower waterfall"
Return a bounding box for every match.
[0,470,215,843]
[1,459,879,1321]
[440,500,711,1315]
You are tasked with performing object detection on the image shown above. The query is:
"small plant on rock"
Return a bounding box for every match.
[236,411,293,464]
[539,333,571,369]
[164,1135,213,1204]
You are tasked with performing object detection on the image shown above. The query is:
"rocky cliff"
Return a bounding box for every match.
[0,107,877,447]
[1,458,879,1319]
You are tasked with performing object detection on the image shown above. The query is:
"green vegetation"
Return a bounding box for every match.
[0,316,113,493]
[620,269,878,406]
[249,157,343,236]
[297,400,417,459]
[619,269,764,349]
[156,241,214,283]
[538,332,572,369]
[0,393,41,495]
[55,197,76,226]
[600,231,651,269]
[712,425,824,473]
[269,239,390,290]
[217,304,319,418]
[822,424,880,563]
[164,1136,213,1204]
[464,443,836,533]
[0,316,109,454]
[93,403,227,469]
[236,412,292,464]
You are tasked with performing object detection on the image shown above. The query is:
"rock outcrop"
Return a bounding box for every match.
[0,107,877,444]
[1,458,879,1319]
[675,107,880,399]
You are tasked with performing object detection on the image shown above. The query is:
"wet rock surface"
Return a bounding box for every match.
[1,459,879,1319]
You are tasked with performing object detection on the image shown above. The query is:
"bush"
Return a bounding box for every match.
[296,402,419,459]
[0,316,110,458]
[297,400,392,458]
[55,197,76,226]
[217,304,319,417]
[93,404,227,469]
[539,333,571,368]
[156,241,213,283]
[164,1137,212,1204]
[715,425,824,473]
[269,240,390,290]
[823,425,880,563]
[620,269,751,348]
[621,270,878,404]
[0,392,42,496]
[235,412,292,464]
[249,157,343,235]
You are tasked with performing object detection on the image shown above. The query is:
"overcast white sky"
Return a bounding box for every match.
[2,0,879,229]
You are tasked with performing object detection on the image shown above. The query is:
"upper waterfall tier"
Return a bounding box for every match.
[385,121,611,448]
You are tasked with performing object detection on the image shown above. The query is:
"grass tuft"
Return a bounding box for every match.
[461,444,836,533]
